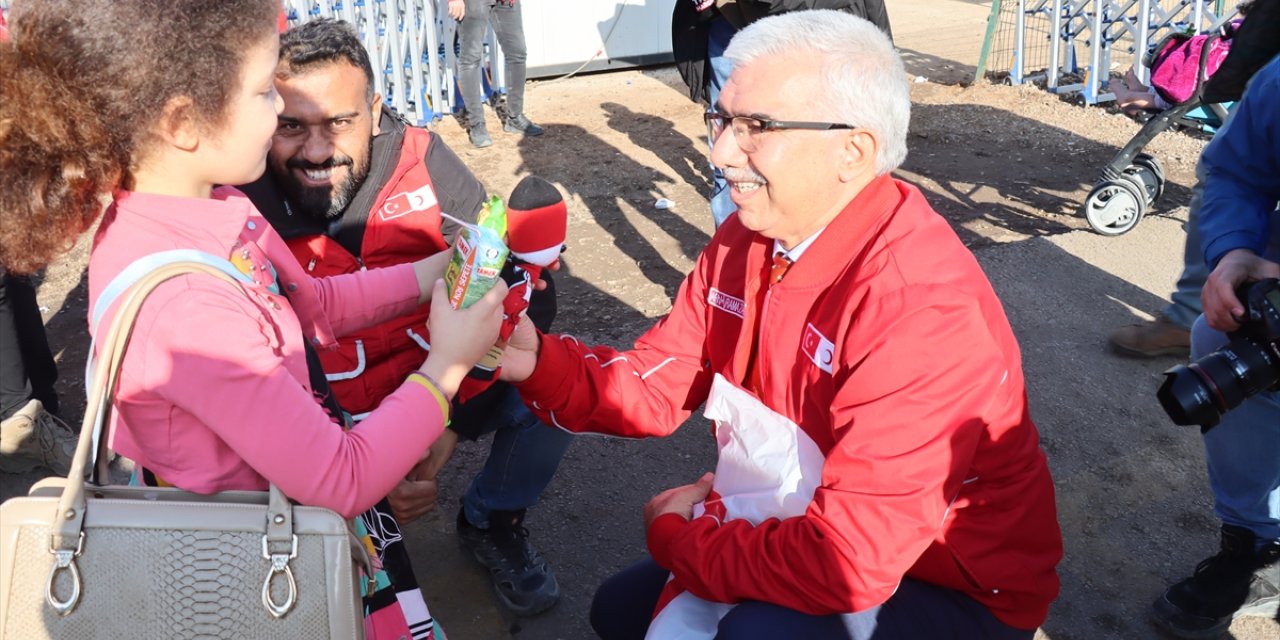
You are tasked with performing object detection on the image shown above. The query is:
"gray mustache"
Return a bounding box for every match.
[722,168,767,185]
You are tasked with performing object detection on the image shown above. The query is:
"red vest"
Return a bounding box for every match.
[284,128,446,415]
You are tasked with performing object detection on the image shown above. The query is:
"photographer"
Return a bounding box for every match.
[1150,55,1280,639]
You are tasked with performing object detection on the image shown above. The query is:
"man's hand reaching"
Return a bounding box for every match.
[388,460,438,524]
[499,315,540,383]
[388,430,460,524]
[644,472,715,531]
[422,428,459,481]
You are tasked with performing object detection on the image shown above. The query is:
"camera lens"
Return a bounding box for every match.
[1158,339,1280,429]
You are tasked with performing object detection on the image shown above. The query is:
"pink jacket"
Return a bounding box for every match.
[87,188,445,518]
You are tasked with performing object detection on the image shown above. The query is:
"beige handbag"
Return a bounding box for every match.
[0,260,372,639]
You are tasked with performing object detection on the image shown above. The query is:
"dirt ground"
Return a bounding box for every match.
[15,62,1278,640]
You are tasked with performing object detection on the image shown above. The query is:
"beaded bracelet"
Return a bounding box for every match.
[408,372,452,428]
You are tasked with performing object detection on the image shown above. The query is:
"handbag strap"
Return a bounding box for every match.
[89,249,256,336]
[86,250,257,481]
[54,260,296,552]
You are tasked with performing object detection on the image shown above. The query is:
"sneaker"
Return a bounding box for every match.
[469,123,493,149]
[1151,525,1280,639]
[456,507,560,616]
[1108,314,1191,358]
[503,115,545,137]
[0,399,77,475]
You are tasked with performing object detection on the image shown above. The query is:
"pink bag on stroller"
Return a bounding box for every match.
[1148,25,1236,105]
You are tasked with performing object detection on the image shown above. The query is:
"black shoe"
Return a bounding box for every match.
[1151,525,1280,639]
[503,115,544,137]
[457,508,560,616]
[469,123,493,149]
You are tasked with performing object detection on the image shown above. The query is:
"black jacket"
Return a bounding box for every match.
[672,0,893,104]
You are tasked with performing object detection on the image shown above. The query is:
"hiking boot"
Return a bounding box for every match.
[1108,314,1191,358]
[1151,525,1280,639]
[503,115,544,137]
[456,507,560,616]
[469,122,493,149]
[0,399,77,475]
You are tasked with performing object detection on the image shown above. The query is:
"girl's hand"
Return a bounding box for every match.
[419,278,508,397]
[412,251,452,305]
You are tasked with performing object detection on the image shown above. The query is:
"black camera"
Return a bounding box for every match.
[1157,278,1280,431]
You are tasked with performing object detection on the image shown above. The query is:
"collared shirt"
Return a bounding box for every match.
[86,187,443,518]
[773,226,827,264]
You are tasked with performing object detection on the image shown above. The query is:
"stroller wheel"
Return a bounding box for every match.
[1122,164,1164,206]
[1133,153,1166,183]
[1083,179,1146,236]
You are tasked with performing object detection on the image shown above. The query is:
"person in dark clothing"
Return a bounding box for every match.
[0,270,76,475]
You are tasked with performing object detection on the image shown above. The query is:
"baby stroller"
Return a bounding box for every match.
[1080,25,1236,236]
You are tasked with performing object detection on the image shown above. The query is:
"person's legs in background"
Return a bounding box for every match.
[706,16,735,228]
[456,384,572,616]
[4,273,58,415]
[489,0,542,137]
[1150,224,1280,638]
[1109,159,1209,358]
[457,0,496,148]
[1151,316,1280,638]
[0,274,37,423]
[0,272,75,475]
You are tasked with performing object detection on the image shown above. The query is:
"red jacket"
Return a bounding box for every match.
[258,126,449,415]
[517,176,1062,630]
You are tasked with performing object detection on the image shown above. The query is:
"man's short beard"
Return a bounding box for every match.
[279,154,370,222]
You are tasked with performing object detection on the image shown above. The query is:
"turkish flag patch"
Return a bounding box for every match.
[800,323,834,375]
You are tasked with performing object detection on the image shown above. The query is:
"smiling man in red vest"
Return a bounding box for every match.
[239,18,568,618]
[500,10,1062,639]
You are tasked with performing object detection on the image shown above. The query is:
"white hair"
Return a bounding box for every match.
[723,10,910,175]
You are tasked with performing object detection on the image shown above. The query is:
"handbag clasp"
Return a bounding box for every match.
[261,534,299,618]
[45,532,85,616]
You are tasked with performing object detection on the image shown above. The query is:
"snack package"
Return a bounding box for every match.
[443,196,512,384]
[444,195,509,310]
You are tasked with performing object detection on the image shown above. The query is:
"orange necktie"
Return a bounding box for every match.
[747,251,792,394]
[769,251,793,286]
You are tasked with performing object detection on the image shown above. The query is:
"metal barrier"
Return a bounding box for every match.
[281,0,505,125]
[976,0,1241,104]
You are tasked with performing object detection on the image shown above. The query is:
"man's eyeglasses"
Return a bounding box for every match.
[704,112,857,152]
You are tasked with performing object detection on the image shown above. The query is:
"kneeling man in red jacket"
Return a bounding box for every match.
[501,9,1063,640]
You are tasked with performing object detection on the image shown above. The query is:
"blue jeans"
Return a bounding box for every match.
[590,557,1033,640]
[1162,160,1209,330]
[1187,217,1280,544]
[457,0,528,127]
[707,16,736,228]
[459,384,573,526]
